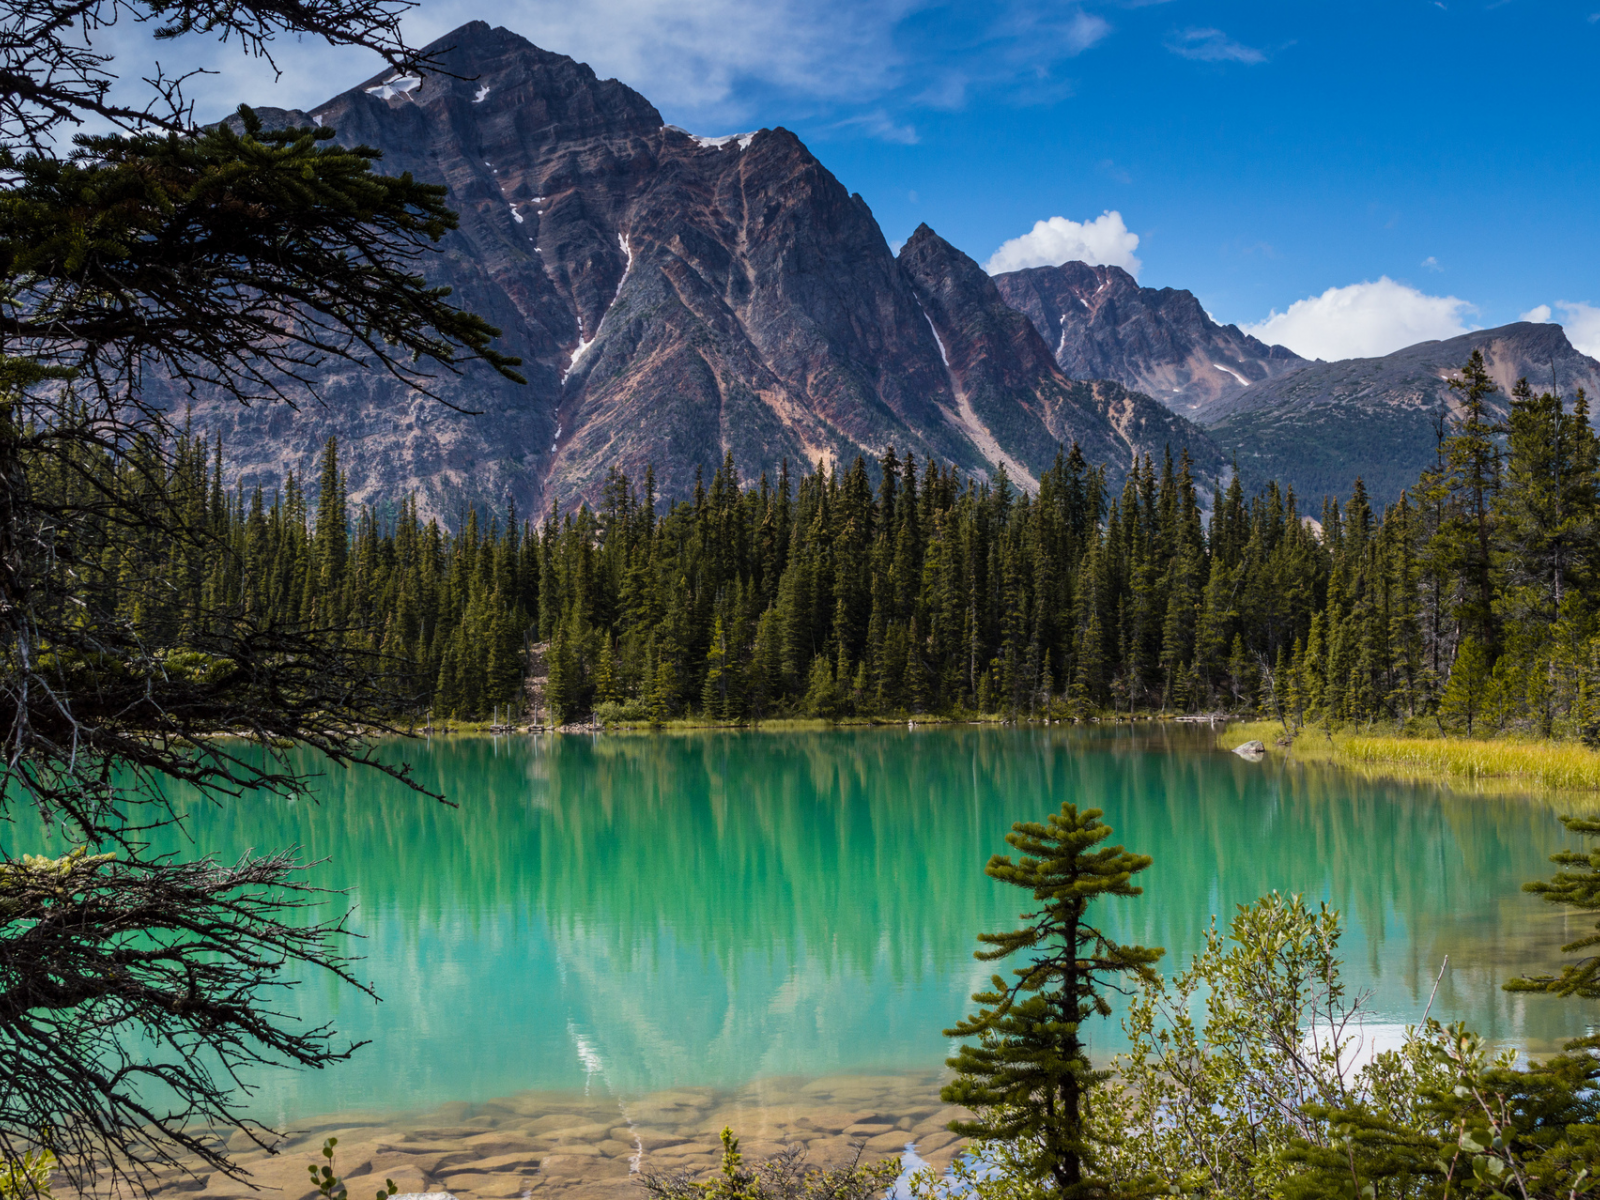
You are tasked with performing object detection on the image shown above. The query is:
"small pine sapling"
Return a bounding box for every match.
[942,803,1162,1198]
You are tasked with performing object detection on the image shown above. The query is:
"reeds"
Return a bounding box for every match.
[1335,735,1600,793]
[1220,718,1600,795]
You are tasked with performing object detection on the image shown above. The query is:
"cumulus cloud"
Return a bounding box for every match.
[1242,278,1476,361]
[984,211,1142,276]
[1521,304,1554,323]
[1166,28,1266,63]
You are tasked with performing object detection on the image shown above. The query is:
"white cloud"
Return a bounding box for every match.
[1242,277,1476,361]
[1166,28,1266,63]
[86,0,921,133]
[461,0,915,119]
[77,0,1128,152]
[1556,302,1600,358]
[1518,301,1600,357]
[984,211,1142,276]
[830,108,919,144]
[1421,255,1442,271]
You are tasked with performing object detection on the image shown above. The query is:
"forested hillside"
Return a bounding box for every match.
[73,353,1597,737]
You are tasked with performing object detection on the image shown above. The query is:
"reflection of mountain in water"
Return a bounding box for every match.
[3,728,1575,1121]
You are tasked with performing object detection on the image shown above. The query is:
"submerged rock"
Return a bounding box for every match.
[1233,739,1267,761]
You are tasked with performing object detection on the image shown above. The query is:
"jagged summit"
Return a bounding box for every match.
[183,25,1230,517]
[993,260,1304,416]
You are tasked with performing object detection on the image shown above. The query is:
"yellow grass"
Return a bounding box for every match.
[1335,735,1600,793]
[1220,719,1600,797]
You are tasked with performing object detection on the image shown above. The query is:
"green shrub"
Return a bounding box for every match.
[594,699,648,725]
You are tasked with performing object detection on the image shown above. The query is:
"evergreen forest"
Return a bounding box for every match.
[76,353,1600,735]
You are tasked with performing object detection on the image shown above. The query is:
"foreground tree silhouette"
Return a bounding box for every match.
[942,803,1162,1198]
[0,0,522,1190]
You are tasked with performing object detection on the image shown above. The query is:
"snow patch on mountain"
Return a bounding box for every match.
[662,125,756,150]
[365,75,420,100]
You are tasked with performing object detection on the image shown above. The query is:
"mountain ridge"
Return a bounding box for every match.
[190,22,1228,517]
[992,260,1304,416]
[1203,321,1600,504]
[196,23,1599,520]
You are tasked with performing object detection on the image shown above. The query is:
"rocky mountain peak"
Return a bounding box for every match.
[993,260,1303,416]
[184,24,1234,519]
[898,226,1227,492]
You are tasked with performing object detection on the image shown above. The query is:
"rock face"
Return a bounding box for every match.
[897,225,1226,490]
[191,22,1229,517]
[992,261,1304,417]
[1203,322,1600,506]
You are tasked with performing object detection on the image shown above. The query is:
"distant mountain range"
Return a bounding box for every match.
[196,22,1600,516]
[1205,321,1600,504]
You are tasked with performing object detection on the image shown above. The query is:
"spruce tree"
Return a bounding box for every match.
[1507,817,1600,1024]
[1439,635,1490,734]
[943,803,1163,1196]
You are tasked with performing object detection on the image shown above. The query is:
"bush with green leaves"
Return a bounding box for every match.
[0,1151,53,1200]
[1092,892,1600,1198]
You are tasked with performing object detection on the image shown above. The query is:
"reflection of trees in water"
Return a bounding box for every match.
[24,727,1580,1070]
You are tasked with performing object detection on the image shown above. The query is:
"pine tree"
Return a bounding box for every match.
[314,436,348,602]
[1439,635,1490,735]
[943,804,1163,1196]
[702,615,731,720]
[1507,817,1600,1033]
[802,654,838,718]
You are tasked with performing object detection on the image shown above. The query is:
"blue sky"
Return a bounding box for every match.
[122,0,1600,360]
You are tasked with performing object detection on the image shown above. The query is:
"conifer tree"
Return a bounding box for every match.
[1439,635,1490,734]
[1506,817,1600,1029]
[943,804,1163,1196]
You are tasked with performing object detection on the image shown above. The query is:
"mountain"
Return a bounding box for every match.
[897,225,1227,489]
[193,23,1226,516]
[1203,322,1600,505]
[992,261,1305,416]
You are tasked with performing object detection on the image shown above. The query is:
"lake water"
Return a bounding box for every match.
[12,725,1593,1198]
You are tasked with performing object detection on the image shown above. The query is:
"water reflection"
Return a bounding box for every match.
[2,725,1584,1123]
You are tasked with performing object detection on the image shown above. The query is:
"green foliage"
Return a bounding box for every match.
[0,1151,54,1200]
[639,1127,898,1200]
[1086,892,1600,1199]
[1275,1026,1600,1199]
[1440,637,1492,735]
[943,804,1162,1197]
[1506,816,1600,1012]
[26,431,543,722]
[3,108,524,389]
[307,1138,396,1200]
[1099,893,1434,1197]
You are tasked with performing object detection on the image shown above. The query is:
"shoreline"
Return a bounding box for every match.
[1221,720,1600,803]
[132,1069,967,1200]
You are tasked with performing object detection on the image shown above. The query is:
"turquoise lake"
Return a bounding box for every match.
[9,725,1589,1127]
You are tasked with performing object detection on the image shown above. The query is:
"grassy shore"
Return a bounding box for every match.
[1222,720,1600,795]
